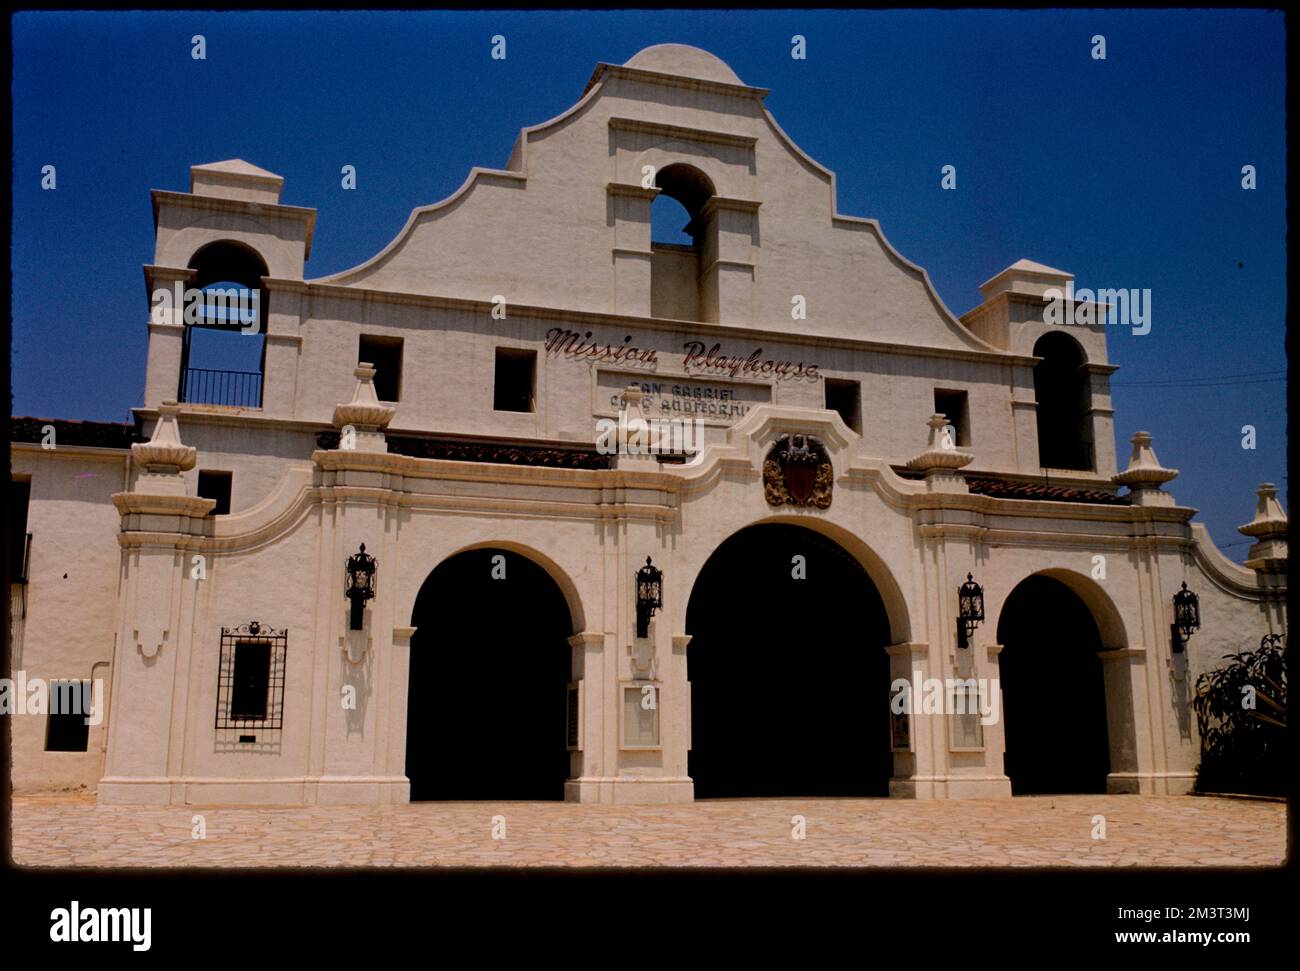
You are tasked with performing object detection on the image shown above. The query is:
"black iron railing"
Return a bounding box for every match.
[179,368,263,408]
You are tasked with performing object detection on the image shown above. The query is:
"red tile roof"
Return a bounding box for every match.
[11,416,142,450]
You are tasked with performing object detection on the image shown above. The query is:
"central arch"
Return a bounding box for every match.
[406,547,574,800]
[685,523,894,798]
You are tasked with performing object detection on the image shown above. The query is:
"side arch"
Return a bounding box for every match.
[405,542,579,800]
[1000,567,1129,650]
[993,569,1136,794]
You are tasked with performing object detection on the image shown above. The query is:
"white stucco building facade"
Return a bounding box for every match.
[8,45,1288,806]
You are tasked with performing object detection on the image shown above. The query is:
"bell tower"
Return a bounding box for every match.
[143,160,316,415]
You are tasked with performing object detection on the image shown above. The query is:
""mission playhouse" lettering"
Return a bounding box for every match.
[542,328,820,382]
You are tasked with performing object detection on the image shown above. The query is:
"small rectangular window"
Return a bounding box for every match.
[824,378,861,434]
[494,348,537,413]
[45,680,91,752]
[197,470,233,516]
[10,477,31,582]
[934,389,970,447]
[359,335,404,402]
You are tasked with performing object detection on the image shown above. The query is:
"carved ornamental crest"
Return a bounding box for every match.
[763,433,833,508]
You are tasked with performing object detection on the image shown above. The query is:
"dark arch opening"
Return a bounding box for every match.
[686,523,893,798]
[1033,332,1093,471]
[179,240,270,407]
[188,239,268,291]
[655,163,715,230]
[997,574,1111,794]
[406,547,573,800]
[650,163,717,322]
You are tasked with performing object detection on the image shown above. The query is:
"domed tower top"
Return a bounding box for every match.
[621,44,746,86]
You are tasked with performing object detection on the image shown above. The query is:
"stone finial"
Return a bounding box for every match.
[131,400,197,474]
[1112,431,1178,505]
[906,414,973,494]
[332,364,396,451]
[907,414,974,473]
[116,399,213,521]
[1239,483,1288,537]
[1238,483,1288,571]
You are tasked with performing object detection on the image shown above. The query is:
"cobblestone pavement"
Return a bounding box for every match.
[9,793,1286,869]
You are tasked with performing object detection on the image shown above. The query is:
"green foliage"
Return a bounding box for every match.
[1192,634,1287,796]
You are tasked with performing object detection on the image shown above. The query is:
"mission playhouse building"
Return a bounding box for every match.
[9,45,1289,807]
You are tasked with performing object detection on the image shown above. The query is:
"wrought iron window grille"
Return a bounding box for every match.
[215,621,287,733]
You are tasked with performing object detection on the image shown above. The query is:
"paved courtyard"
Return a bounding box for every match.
[9,793,1286,869]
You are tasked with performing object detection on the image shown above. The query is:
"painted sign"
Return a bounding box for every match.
[597,371,770,422]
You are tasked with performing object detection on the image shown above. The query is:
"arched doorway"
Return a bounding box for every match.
[997,574,1110,794]
[686,523,893,797]
[406,547,573,800]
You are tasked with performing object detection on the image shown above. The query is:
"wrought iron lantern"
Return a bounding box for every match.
[956,573,985,649]
[635,556,663,639]
[1171,581,1200,651]
[345,543,377,631]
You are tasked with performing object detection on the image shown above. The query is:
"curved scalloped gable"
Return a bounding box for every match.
[315,44,994,354]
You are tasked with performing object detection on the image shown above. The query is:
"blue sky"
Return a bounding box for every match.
[11,10,1286,559]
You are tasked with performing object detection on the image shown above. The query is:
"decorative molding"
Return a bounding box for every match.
[886,641,929,658]
[586,62,769,100]
[568,632,606,650]
[290,280,1040,368]
[606,182,660,200]
[150,190,317,256]
[1097,647,1146,661]
[608,116,758,150]
[698,196,762,218]
[1190,523,1268,599]
[317,431,613,470]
